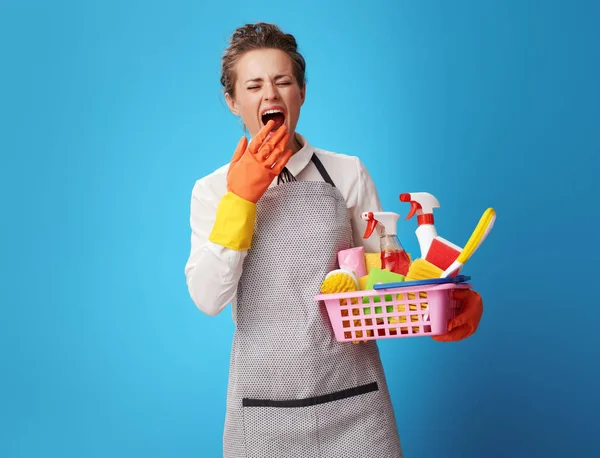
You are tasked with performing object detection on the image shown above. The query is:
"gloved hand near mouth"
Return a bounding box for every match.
[209,120,293,251]
[227,120,292,203]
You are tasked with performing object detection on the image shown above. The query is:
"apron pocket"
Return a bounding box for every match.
[242,402,318,458]
[242,382,389,458]
[313,382,395,458]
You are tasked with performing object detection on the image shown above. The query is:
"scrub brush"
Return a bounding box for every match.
[403,258,442,314]
[405,258,444,281]
[320,269,359,296]
[319,269,365,343]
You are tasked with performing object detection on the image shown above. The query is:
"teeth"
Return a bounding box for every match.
[263,109,283,115]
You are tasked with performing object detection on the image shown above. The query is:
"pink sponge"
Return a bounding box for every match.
[337,247,367,278]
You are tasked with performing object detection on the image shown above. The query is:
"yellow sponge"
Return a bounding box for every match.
[358,275,369,290]
[362,268,405,304]
[364,252,412,275]
[364,253,381,273]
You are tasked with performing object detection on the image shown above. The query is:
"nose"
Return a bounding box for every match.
[263,81,280,100]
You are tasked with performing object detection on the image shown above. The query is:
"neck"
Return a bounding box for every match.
[290,133,303,154]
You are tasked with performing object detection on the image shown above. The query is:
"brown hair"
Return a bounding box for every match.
[220,22,307,99]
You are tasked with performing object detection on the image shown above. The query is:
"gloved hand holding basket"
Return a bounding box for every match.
[315,192,495,343]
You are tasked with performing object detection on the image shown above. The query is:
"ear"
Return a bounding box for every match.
[225,92,240,115]
[300,83,306,106]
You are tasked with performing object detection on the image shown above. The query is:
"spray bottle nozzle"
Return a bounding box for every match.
[399,192,440,225]
[360,211,400,239]
[400,194,421,220]
[360,212,378,238]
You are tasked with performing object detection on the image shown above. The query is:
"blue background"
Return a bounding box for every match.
[1,0,598,457]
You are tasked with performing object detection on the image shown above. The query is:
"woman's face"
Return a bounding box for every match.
[226,48,306,147]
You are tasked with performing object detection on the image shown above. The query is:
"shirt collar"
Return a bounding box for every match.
[284,133,313,177]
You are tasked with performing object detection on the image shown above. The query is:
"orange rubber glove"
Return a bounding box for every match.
[432,288,483,342]
[227,120,293,203]
[208,121,293,251]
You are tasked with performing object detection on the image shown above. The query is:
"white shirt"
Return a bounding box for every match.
[184,134,384,320]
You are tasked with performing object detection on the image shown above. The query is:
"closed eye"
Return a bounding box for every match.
[247,82,291,90]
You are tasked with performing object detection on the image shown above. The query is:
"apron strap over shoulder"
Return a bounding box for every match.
[310,153,336,188]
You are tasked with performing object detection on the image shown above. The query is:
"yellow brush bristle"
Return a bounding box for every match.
[405,258,441,300]
[405,258,443,281]
[320,270,359,305]
[320,270,364,343]
[320,271,358,294]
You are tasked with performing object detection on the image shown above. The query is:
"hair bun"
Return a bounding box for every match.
[231,23,260,42]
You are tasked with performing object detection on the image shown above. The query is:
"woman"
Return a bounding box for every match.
[185,22,483,458]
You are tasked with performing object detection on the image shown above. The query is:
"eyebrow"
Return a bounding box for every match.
[244,74,291,84]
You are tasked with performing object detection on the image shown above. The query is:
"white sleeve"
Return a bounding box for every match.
[184,178,247,316]
[349,158,384,253]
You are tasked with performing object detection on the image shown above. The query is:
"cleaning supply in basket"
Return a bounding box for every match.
[314,280,468,343]
[405,258,443,281]
[362,268,405,304]
[337,247,367,278]
[399,193,463,270]
[363,251,412,275]
[358,275,369,290]
[373,275,471,289]
[404,206,496,280]
[360,211,411,276]
[320,269,366,344]
[441,208,496,278]
[364,252,382,273]
[320,269,359,295]
[361,268,407,326]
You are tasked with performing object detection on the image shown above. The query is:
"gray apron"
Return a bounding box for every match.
[223,155,403,458]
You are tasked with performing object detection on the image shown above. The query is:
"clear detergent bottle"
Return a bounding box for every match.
[360,211,411,276]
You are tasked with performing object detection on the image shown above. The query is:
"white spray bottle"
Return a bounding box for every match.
[399,192,440,257]
[360,211,411,276]
[399,192,463,272]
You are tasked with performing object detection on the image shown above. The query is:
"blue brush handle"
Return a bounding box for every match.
[372,275,472,290]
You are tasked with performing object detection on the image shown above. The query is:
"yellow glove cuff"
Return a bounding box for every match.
[209,192,256,251]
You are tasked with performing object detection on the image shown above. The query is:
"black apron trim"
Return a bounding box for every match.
[277,151,337,188]
[310,153,336,188]
[242,382,378,408]
[277,167,297,184]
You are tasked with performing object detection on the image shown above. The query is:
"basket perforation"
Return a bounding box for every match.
[315,283,468,342]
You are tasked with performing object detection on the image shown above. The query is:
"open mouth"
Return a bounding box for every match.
[261,109,286,130]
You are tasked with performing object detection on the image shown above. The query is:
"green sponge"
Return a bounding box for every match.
[362,268,406,312]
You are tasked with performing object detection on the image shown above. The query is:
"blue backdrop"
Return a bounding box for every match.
[1,1,598,457]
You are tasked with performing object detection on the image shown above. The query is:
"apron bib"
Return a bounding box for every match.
[223,155,403,458]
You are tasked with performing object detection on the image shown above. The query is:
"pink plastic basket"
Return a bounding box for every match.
[314,282,470,342]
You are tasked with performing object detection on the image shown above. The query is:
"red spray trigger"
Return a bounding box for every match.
[399,194,422,220]
[362,212,377,238]
[406,202,421,220]
[400,193,420,220]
